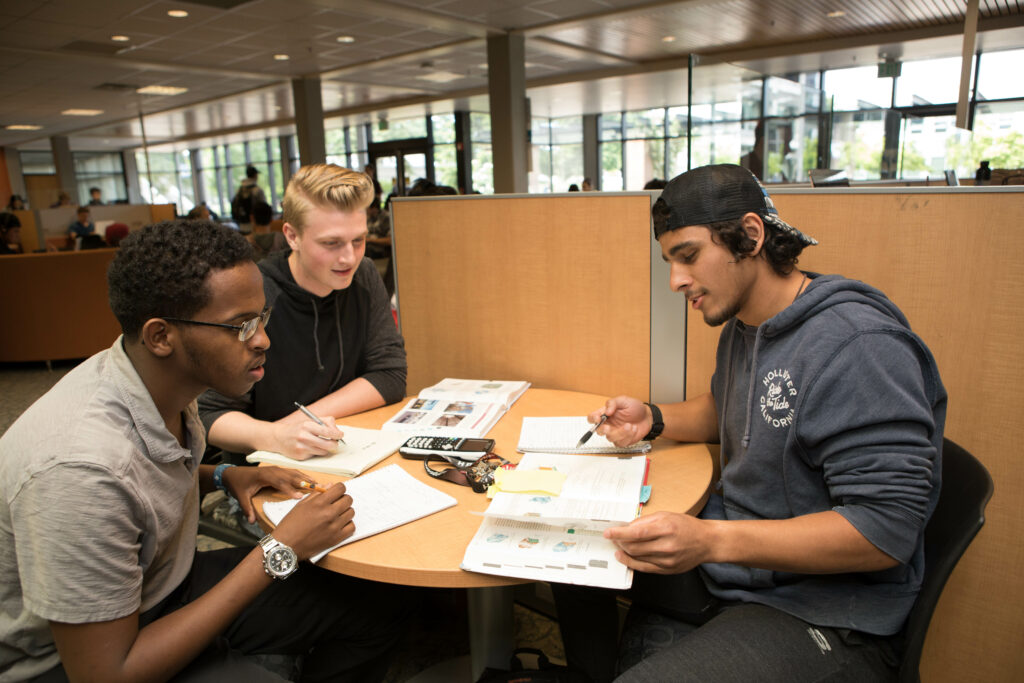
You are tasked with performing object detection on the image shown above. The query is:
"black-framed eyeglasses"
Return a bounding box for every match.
[162,307,272,342]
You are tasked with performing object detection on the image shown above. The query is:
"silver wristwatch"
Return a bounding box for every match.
[258,534,298,580]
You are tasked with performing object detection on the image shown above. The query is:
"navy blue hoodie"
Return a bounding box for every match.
[701,273,946,636]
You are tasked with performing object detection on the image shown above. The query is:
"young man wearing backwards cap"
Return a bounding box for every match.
[552,164,946,682]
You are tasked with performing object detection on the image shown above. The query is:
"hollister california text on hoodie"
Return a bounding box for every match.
[700,273,946,636]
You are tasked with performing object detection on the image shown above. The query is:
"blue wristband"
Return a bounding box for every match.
[213,463,236,493]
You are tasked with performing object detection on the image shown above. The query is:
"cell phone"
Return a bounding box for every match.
[399,436,496,460]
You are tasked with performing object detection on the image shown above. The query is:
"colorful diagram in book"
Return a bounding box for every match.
[460,452,648,589]
[382,378,530,438]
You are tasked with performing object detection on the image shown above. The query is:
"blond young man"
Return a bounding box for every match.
[200,164,407,462]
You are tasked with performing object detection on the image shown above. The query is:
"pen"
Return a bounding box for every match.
[298,480,329,493]
[294,401,346,446]
[576,414,608,449]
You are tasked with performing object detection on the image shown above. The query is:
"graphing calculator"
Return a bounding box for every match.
[398,436,496,460]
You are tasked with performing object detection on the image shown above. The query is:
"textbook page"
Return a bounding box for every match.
[517,417,651,454]
[483,452,648,528]
[246,426,408,477]
[262,464,456,562]
[461,516,632,590]
[418,378,530,409]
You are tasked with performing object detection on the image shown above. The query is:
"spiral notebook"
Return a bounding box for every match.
[516,416,651,454]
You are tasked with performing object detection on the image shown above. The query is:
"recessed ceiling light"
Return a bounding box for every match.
[336,35,355,43]
[111,35,130,42]
[662,35,676,43]
[167,10,189,18]
[62,109,104,116]
[273,54,290,61]
[137,85,188,95]
[827,10,846,18]
[5,124,42,130]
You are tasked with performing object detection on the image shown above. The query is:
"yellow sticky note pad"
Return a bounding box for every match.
[492,468,566,496]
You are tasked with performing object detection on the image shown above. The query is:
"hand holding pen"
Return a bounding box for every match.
[576,414,609,449]
[294,402,347,446]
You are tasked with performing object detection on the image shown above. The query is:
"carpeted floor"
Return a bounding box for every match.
[2,359,565,681]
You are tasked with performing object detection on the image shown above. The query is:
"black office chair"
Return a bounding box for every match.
[898,437,994,682]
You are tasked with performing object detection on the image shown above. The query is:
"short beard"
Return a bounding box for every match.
[703,300,740,327]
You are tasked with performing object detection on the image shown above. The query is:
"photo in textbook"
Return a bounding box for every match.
[382,378,530,438]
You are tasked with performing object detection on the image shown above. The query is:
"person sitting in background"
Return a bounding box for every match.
[199,163,406,468]
[51,191,72,208]
[88,187,104,205]
[67,206,95,240]
[0,212,22,255]
[249,200,287,260]
[568,184,580,192]
[582,177,594,191]
[6,194,25,211]
[643,178,667,190]
[187,204,212,221]
[104,222,130,247]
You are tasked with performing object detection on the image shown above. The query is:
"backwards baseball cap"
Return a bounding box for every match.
[653,164,817,246]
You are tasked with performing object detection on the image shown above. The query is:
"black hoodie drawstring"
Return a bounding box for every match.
[311,297,324,370]
[330,297,344,387]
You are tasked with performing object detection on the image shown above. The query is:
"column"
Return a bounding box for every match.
[583,114,599,189]
[454,111,473,194]
[291,77,326,166]
[486,33,528,194]
[50,136,78,204]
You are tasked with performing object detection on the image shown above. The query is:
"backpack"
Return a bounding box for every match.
[231,184,255,223]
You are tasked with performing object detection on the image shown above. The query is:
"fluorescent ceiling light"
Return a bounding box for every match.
[417,71,464,83]
[62,109,103,116]
[137,85,188,95]
[168,10,189,18]
[827,10,846,18]
[5,124,42,130]
[662,35,676,42]
[336,35,355,43]
[111,35,130,42]
[274,54,290,61]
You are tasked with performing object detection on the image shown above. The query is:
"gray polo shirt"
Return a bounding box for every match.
[0,338,203,681]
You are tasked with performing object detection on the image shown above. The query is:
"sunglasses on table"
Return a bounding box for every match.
[161,307,272,342]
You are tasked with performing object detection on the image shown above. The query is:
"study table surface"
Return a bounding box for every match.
[254,388,715,589]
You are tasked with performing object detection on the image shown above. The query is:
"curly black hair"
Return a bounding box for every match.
[652,199,803,276]
[107,220,254,339]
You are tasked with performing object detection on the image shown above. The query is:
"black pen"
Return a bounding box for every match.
[576,414,608,449]
[294,402,346,446]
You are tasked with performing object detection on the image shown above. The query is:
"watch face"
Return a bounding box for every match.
[267,546,297,577]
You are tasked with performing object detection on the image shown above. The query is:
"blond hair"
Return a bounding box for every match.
[282,163,374,233]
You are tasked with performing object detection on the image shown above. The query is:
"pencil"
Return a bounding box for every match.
[294,401,346,445]
[298,480,329,493]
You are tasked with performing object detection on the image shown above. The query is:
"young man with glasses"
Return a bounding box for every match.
[0,220,409,682]
[199,163,407,463]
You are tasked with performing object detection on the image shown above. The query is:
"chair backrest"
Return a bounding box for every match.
[899,438,994,682]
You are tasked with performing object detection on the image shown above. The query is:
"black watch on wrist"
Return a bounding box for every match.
[642,402,664,441]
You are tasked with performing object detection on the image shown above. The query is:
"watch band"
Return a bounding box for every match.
[213,462,236,493]
[643,402,664,441]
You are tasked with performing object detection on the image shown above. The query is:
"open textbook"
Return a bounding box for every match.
[461,452,649,589]
[382,378,530,438]
[246,426,408,477]
[518,416,651,454]
[263,464,457,563]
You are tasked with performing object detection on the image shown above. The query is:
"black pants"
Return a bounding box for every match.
[35,547,414,683]
[552,570,899,683]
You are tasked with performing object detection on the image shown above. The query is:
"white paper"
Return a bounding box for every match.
[517,416,651,454]
[263,464,457,562]
[484,452,648,528]
[247,426,408,477]
[460,516,632,590]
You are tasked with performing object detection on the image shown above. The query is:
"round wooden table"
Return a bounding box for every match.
[254,387,714,588]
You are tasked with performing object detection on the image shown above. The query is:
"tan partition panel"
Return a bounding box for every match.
[149,203,176,223]
[0,249,120,362]
[392,195,652,399]
[685,189,1024,682]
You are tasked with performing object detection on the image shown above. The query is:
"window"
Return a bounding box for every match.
[470,113,493,194]
[135,150,194,214]
[976,48,1024,101]
[823,65,893,111]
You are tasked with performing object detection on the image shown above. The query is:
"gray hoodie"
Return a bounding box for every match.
[701,273,946,636]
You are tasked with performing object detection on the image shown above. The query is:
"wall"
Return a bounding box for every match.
[685,187,1024,682]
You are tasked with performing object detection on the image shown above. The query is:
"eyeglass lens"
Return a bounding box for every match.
[239,308,272,341]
